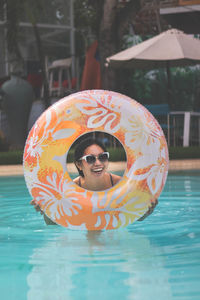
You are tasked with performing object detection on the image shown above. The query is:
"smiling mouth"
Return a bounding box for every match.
[92,168,104,175]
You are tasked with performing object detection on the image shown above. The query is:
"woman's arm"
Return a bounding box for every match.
[30,199,57,225]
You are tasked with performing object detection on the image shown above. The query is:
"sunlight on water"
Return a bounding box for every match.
[0,171,200,300]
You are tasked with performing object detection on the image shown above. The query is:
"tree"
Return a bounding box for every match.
[3,0,24,74]
[99,0,141,90]
[74,0,142,90]
[1,0,70,108]
[23,0,51,108]
[3,0,56,108]
[2,0,151,95]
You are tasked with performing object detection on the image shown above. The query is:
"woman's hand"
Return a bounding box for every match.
[30,199,44,214]
[30,199,56,225]
[137,199,158,221]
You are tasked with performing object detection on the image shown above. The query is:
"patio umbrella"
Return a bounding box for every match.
[106,28,200,105]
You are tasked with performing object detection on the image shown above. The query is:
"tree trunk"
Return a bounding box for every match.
[98,0,141,91]
[32,24,50,109]
[99,0,119,90]
[5,0,24,75]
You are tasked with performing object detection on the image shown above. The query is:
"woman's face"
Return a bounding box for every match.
[78,144,109,179]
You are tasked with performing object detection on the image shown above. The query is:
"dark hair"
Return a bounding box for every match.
[74,137,107,177]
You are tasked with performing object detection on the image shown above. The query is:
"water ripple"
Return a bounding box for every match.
[0,173,200,299]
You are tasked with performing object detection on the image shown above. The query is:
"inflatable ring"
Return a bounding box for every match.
[23,90,169,230]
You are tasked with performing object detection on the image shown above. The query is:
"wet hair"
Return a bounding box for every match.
[74,137,107,177]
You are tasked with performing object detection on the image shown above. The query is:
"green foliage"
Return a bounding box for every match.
[74,0,103,57]
[171,67,199,111]
[133,70,158,103]
[0,135,9,152]
[169,147,200,160]
[121,66,200,110]
[0,151,23,165]
[74,0,101,36]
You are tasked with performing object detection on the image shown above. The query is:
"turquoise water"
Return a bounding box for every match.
[0,171,200,300]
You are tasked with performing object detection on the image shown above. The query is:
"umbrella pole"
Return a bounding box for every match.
[166,61,173,146]
[166,61,172,107]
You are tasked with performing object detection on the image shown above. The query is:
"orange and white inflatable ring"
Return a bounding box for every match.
[23,90,169,230]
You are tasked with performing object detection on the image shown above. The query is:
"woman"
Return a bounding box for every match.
[73,137,121,191]
[31,136,157,224]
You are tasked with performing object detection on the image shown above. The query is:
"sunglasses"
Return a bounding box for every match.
[79,152,109,164]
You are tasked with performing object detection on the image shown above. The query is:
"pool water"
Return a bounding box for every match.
[0,171,200,300]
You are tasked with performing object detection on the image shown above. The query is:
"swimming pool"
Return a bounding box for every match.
[0,171,200,300]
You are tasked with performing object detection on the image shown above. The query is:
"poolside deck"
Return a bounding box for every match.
[0,159,200,176]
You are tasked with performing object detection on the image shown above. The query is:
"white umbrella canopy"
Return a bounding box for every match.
[107,28,200,106]
[106,28,200,69]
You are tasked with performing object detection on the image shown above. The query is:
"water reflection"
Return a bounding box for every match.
[27,229,172,300]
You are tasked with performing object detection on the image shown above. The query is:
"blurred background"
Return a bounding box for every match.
[0,0,200,160]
